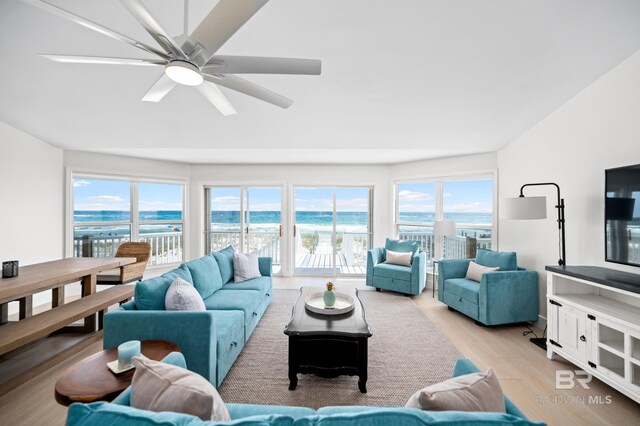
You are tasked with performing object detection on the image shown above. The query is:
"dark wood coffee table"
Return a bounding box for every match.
[54,340,180,406]
[284,287,372,393]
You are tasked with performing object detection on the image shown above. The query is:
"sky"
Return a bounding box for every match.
[74,179,182,211]
[74,179,492,213]
[398,179,493,213]
[210,187,371,212]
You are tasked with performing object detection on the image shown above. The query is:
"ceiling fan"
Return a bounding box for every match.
[22,0,321,115]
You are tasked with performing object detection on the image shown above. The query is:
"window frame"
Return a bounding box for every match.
[67,171,187,269]
[393,170,498,259]
[204,184,286,275]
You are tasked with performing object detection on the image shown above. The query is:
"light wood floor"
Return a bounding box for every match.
[1,277,638,426]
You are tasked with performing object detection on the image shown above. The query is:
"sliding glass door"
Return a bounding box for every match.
[336,187,371,276]
[245,187,282,273]
[294,187,334,275]
[206,186,282,274]
[294,186,372,276]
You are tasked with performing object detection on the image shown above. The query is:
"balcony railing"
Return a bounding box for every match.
[208,231,281,264]
[398,226,492,261]
[73,232,183,266]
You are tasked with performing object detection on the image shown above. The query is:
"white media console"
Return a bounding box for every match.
[546,265,640,404]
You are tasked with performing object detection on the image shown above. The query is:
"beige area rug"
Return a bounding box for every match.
[218,289,461,408]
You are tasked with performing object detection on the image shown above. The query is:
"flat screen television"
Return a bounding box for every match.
[605,164,640,267]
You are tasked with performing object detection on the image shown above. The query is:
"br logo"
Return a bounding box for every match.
[556,370,592,389]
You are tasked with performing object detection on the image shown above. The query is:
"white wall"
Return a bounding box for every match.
[190,164,392,276]
[0,120,63,313]
[498,49,640,321]
[0,121,63,262]
[389,152,498,181]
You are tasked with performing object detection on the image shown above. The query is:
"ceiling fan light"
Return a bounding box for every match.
[164,61,203,86]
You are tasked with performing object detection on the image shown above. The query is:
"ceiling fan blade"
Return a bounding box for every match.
[40,55,165,66]
[189,0,268,63]
[203,74,293,109]
[21,0,169,60]
[142,73,177,102]
[203,56,321,75]
[119,0,187,59]
[195,82,237,116]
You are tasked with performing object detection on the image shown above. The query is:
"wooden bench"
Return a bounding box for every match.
[0,285,133,357]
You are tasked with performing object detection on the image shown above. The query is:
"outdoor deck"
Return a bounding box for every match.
[295,253,366,275]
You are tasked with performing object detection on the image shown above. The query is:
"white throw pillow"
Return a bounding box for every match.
[165,277,206,311]
[385,249,412,267]
[233,252,262,282]
[131,357,231,422]
[405,369,506,413]
[466,261,499,282]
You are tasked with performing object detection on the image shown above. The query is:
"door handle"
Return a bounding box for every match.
[580,335,586,342]
[293,225,296,237]
[279,224,282,237]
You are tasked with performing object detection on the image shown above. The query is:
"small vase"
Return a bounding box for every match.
[323,282,336,308]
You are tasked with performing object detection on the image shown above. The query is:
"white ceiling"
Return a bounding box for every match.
[1,0,640,165]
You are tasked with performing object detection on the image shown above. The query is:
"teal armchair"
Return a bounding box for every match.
[437,249,539,326]
[366,238,427,295]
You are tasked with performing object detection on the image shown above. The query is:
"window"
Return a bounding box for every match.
[442,179,493,258]
[395,175,494,262]
[72,177,184,266]
[293,186,372,276]
[138,182,184,265]
[396,182,436,258]
[205,186,282,274]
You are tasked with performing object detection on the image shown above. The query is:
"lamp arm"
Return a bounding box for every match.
[518,182,566,266]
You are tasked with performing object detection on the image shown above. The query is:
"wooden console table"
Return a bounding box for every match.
[0,257,136,396]
[0,257,135,331]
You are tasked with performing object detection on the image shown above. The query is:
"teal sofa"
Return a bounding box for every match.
[366,239,427,295]
[103,246,272,387]
[66,352,545,426]
[437,249,538,326]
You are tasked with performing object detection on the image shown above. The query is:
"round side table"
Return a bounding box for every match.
[55,340,180,406]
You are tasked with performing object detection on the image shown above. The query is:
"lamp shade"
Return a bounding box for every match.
[434,219,457,236]
[503,196,547,220]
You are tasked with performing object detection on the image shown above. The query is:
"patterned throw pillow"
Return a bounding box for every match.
[164,277,205,311]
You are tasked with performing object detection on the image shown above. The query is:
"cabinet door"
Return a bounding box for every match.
[592,317,627,386]
[554,303,588,363]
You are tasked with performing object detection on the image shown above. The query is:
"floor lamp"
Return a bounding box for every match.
[503,182,566,351]
[503,182,566,266]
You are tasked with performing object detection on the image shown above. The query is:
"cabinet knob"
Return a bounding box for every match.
[580,335,586,342]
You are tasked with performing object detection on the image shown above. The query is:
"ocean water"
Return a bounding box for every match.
[73,210,492,237]
[74,210,183,237]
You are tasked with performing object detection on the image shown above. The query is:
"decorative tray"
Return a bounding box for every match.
[107,354,148,375]
[305,292,355,315]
